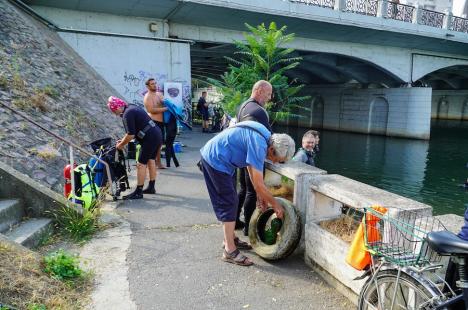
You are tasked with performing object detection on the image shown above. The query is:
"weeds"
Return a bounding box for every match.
[27,304,47,310]
[43,250,83,281]
[0,73,8,89]
[0,241,91,309]
[51,205,100,242]
[31,89,47,112]
[12,98,28,110]
[42,85,59,98]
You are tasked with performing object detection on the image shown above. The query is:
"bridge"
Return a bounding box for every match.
[22,0,468,138]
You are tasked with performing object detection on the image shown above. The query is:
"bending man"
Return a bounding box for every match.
[200,121,295,266]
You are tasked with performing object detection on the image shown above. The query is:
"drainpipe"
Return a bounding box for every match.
[8,0,194,45]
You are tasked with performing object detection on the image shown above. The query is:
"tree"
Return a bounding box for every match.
[208,22,310,124]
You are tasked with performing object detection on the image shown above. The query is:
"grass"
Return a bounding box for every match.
[50,205,101,243]
[0,73,7,89]
[0,242,91,309]
[31,90,48,112]
[12,98,29,110]
[42,85,59,99]
[43,250,83,281]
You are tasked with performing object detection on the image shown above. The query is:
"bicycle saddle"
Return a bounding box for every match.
[426,230,468,255]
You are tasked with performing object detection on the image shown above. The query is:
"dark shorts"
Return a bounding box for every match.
[201,158,238,222]
[138,127,162,165]
[201,110,209,121]
[155,121,165,142]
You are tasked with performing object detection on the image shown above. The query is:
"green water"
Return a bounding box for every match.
[275,121,468,215]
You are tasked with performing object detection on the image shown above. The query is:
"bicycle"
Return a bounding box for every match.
[355,206,468,309]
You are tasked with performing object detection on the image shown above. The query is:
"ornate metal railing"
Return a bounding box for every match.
[450,16,468,33]
[290,0,335,9]
[345,0,378,16]
[289,0,468,35]
[387,3,415,23]
[420,8,445,28]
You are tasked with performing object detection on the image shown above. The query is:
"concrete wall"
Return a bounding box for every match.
[33,6,191,109]
[432,90,468,120]
[0,161,66,217]
[286,86,432,139]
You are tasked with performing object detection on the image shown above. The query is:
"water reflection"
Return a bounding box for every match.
[275,121,468,215]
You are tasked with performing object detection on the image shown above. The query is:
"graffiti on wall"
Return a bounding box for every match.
[122,71,168,106]
[122,71,191,124]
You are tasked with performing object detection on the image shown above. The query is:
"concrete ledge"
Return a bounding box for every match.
[0,161,67,217]
[309,174,432,222]
[265,161,327,181]
[305,221,365,303]
[434,214,464,234]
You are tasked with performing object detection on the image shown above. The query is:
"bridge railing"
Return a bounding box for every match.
[290,0,468,34]
[419,8,445,28]
[450,16,468,33]
[386,3,415,23]
[291,0,336,9]
[345,0,378,16]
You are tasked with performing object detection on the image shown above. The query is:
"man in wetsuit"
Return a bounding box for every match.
[293,130,319,166]
[197,91,209,133]
[144,78,167,169]
[107,96,162,199]
[236,80,273,235]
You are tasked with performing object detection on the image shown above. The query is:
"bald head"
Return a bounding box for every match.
[251,80,272,106]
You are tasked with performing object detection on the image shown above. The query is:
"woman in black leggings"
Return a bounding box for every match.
[165,113,179,167]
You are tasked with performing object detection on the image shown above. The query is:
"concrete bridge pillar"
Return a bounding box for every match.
[288,86,432,139]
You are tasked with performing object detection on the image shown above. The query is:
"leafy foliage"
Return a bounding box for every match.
[43,250,83,281]
[208,22,310,123]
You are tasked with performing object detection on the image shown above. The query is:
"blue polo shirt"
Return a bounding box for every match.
[200,121,271,175]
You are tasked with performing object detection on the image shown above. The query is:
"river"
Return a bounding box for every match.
[275,120,468,215]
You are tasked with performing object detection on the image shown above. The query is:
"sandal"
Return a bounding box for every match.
[222,249,253,266]
[221,237,252,250]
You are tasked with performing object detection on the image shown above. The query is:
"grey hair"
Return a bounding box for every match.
[269,133,296,161]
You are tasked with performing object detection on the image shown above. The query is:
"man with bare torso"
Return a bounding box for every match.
[144,78,167,169]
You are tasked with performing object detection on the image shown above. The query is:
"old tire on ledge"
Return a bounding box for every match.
[248,197,302,261]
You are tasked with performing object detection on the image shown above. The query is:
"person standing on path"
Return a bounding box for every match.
[197,91,210,133]
[236,80,273,235]
[200,120,295,266]
[144,78,167,169]
[107,96,162,199]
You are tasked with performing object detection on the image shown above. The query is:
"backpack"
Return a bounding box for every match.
[68,164,100,209]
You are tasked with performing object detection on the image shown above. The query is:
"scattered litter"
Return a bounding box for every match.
[242,305,250,308]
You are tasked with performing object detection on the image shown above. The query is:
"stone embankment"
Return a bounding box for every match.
[0,0,123,192]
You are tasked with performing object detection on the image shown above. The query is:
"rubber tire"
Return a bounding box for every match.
[358,269,439,310]
[248,197,301,261]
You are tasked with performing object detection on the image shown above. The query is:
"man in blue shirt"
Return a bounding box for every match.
[200,121,295,266]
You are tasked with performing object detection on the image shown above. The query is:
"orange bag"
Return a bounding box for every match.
[346,206,387,270]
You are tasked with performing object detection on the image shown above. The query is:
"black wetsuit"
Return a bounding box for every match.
[122,105,162,164]
[236,98,271,233]
[165,113,179,167]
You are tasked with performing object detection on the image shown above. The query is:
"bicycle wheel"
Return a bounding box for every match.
[358,269,439,310]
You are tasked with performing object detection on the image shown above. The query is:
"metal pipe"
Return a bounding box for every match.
[69,146,75,203]
[8,0,194,45]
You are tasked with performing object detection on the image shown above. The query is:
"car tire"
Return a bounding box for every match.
[248,197,302,261]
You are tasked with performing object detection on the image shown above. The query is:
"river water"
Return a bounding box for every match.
[275,121,468,216]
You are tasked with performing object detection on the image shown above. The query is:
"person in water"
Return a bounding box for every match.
[292,130,320,166]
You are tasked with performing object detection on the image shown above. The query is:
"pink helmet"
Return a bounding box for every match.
[107,96,128,112]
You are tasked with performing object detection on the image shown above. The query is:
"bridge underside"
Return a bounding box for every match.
[191,42,403,88]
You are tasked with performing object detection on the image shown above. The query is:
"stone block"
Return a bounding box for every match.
[305,221,365,303]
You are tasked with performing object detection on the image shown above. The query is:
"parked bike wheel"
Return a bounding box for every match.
[358,269,440,310]
[248,197,301,261]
